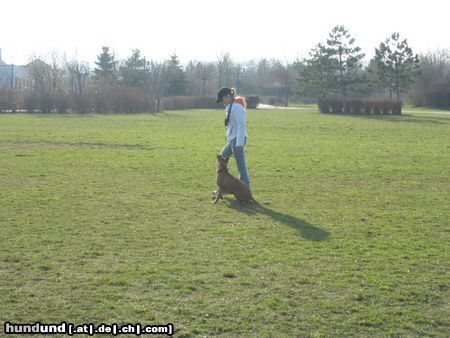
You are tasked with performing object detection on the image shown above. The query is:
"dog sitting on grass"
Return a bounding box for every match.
[213,155,257,204]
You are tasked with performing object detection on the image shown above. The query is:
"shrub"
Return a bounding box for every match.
[318,98,402,115]
[0,89,13,112]
[330,99,344,113]
[265,97,284,106]
[392,101,403,114]
[54,90,70,113]
[161,96,218,110]
[363,100,373,114]
[23,95,37,113]
[318,99,330,113]
[382,101,390,115]
[110,87,155,113]
[425,85,450,107]
[349,99,363,114]
[373,101,381,115]
[246,96,260,109]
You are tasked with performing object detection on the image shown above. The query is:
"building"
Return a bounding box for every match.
[0,48,34,91]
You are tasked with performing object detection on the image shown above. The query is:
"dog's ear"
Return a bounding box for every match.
[217,155,222,160]
[225,157,229,163]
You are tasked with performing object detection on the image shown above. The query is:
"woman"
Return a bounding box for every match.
[215,87,251,190]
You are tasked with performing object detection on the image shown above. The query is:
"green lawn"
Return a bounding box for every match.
[0,109,449,337]
[402,105,450,113]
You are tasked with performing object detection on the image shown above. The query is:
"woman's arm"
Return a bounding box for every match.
[233,104,247,148]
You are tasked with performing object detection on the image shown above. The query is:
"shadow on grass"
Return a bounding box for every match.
[329,113,449,124]
[227,200,330,242]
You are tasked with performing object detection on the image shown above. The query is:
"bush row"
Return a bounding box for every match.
[0,88,225,113]
[410,85,450,108]
[318,98,402,115]
[160,96,218,110]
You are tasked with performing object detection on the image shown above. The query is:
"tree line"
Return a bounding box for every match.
[298,26,449,108]
[0,25,449,113]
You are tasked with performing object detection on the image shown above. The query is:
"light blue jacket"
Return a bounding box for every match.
[224,102,248,147]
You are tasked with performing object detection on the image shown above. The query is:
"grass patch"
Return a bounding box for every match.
[0,109,449,336]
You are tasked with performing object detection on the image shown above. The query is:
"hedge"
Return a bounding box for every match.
[318,98,402,115]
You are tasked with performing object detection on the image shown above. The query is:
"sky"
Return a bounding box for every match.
[1,0,449,65]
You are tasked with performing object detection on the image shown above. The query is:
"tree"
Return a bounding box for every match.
[166,54,188,96]
[297,43,336,99]
[120,49,146,87]
[297,26,365,103]
[255,58,273,96]
[271,60,296,106]
[374,33,420,101]
[94,47,117,85]
[25,52,65,113]
[147,61,168,112]
[325,25,365,106]
[198,62,216,95]
[409,49,450,107]
[66,56,90,112]
[184,60,215,96]
[216,52,234,89]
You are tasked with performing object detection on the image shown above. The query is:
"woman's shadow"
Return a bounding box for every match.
[226,200,330,241]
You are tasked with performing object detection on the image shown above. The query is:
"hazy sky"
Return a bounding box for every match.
[1,0,449,65]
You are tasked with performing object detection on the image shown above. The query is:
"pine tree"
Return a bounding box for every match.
[326,25,365,108]
[120,49,146,87]
[166,54,188,96]
[297,26,365,104]
[374,33,420,101]
[297,43,336,99]
[94,47,117,85]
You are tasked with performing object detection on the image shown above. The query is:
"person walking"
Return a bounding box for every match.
[214,87,251,192]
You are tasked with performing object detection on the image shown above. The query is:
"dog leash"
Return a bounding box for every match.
[224,101,234,127]
[224,101,234,141]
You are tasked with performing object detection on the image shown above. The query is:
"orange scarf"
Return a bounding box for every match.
[233,96,247,108]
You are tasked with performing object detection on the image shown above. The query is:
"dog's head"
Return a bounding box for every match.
[216,155,229,170]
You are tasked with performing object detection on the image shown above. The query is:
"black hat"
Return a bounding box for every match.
[215,87,232,103]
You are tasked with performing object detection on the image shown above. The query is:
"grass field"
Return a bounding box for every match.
[402,105,450,113]
[0,108,449,337]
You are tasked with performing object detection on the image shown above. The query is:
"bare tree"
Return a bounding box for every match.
[147,61,168,112]
[271,59,296,106]
[26,52,65,112]
[66,55,90,112]
[409,49,450,106]
[196,62,216,95]
[184,61,199,96]
[216,53,234,89]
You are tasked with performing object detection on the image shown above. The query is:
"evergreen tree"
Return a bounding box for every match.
[296,26,365,104]
[297,43,336,99]
[166,54,188,95]
[373,33,420,100]
[94,46,117,84]
[120,49,147,87]
[326,25,365,105]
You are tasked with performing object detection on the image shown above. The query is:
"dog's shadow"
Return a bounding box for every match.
[226,200,330,242]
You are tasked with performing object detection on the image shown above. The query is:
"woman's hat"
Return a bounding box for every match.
[215,87,232,103]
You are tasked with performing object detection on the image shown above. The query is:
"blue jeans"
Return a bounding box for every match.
[220,137,250,189]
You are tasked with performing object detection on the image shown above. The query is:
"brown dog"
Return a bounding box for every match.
[213,155,257,204]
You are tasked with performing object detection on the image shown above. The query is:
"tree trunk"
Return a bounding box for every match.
[339,52,347,113]
[156,97,161,113]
